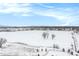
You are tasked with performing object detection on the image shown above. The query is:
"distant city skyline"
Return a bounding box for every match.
[0,3,79,26]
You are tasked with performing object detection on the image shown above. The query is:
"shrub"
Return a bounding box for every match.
[62,48,65,52]
[53,44,59,49]
[70,51,73,55]
[77,50,79,53]
[36,49,39,52]
[45,48,47,52]
[67,49,70,53]
[37,54,40,56]
[76,54,78,56]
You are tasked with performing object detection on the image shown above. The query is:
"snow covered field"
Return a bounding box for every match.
[0,30,79,56]
[0,30,73,48]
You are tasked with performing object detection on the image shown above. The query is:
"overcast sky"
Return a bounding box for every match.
[0,1,79,26]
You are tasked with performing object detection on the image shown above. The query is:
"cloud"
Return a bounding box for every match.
[0,3,79,26]
[33,4,79,26]
[0,3,32,16]
[0,0,50,3]
[0,0,29,3]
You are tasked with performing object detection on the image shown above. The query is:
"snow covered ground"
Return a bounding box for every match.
[0,30,79,56]
[0,30,73,47]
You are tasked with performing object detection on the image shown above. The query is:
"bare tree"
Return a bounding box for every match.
[42,32,49,39]
[0,38,7,48]
[51,34,55,40]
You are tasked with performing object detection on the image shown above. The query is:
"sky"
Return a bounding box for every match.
[0,1,79,26]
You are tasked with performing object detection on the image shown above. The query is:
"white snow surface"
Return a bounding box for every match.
[0,30,74,48]
[0,30,79,56]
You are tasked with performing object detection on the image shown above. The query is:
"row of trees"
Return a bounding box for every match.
[42,32,55,40]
